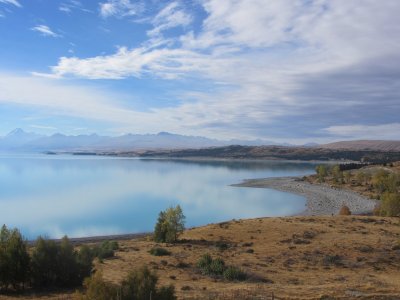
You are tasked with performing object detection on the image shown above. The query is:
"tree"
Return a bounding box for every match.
[331,165,343,184]
[315,165,327,183]
[31,235,86,288]
[154,205,185,243]
[56,236,80,287]
[380,192,400,217]
[30,237,59,287]
[0,225,30,290]
[76,272,118,300]
[121,266,158,300]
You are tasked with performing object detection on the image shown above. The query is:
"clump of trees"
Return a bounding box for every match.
[315,164,400,217]
[30,236,94,288]
[0,226,94,292]
[0,225,30,290]
[154,205,185,243]
[76,266,176,300]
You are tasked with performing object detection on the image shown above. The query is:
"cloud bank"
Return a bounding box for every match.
[5,0,400,141]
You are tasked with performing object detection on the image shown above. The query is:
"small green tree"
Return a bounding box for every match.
[380,192,400,217]
[331,165,343,184]
[315,165,327,183]
[56,236,80,287]
[31,237,59,287]
[77,245,94,280]
[154,205,185,243]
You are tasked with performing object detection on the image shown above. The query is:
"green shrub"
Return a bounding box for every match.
[76,272,118,300]
[223,266,247,281]
[149,247,171,256]
[92,241,119,260]
[77,266,176,300]
[208,258,225,276]
[196,253,213,270]
[156,285,177,300]
[121,266,176,300]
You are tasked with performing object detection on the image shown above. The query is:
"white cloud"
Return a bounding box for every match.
[59,0,92,14]
[29,124,58,130]
[147,2,192,37]
[31,25,61,38]
[99,0,143,18]
[21,1,400,140]
[0,0,21,7]
[0,73,149,127]
[324,124,400,140]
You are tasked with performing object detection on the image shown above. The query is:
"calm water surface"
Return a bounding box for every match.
[0,154,317,239]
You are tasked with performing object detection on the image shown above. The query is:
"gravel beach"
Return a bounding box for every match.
[233,176,377,215]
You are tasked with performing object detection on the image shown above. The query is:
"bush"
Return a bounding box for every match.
[0,225,30,290]
[154,206,185,243]
[338,205,351,215]
[208,258,225,275]
[121,266,177,300]
[77,266,176,300]
[76,272,118,300]
[380,192,400,217]
[196,254,246,281]
[92,241,119,260]
[223,266,247,281]
[196,253,213,270]
[149,247,171,256]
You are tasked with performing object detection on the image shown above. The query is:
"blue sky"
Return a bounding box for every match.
[0,0,399,143]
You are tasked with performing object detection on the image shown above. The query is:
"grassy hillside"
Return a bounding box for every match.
[3,216,400,299]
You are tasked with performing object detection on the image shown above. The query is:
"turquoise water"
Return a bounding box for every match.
[0,154,317,239]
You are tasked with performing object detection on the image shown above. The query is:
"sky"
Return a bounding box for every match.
[0,0,399,143]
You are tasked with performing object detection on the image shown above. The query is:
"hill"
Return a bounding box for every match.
[320,140,400,151]
[133,145,400,163]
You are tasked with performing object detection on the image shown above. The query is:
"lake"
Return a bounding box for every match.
[0,154,317,239]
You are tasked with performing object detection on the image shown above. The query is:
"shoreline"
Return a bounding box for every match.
[232,176,377,215]
[32,175,377,243]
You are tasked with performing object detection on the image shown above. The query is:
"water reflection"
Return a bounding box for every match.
[0,154,317,239]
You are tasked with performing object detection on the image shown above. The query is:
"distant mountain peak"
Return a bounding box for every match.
[157,131,174,136]
[6,128,26,137]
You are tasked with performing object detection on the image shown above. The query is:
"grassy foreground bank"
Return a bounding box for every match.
[2,215,399,300]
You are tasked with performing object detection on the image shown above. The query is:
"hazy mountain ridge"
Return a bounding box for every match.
[2,129,399,153]
[0,128,277,152]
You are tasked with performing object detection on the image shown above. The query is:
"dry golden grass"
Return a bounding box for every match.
[1,216,400,300]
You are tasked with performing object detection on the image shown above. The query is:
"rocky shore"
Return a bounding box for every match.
[233,176,377,215]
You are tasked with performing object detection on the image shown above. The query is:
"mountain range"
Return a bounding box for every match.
[0,128,278,152]
[1,129,399,153]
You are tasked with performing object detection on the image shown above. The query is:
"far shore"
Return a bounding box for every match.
[232,176,377,216]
